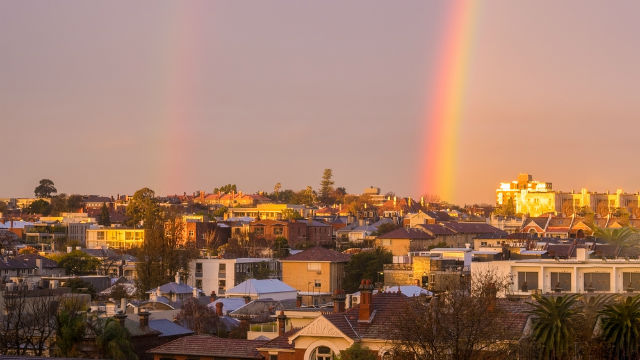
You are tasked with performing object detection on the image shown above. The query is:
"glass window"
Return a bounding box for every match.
[311,346,334,360]
[273,226,283,235]
[270,355,278,360]
[188,230,194,237]
[219,263,226,272]
[623,272,640,290]
[550,272,571,291]
[517,272,538,291]
[254,227,264,236]
[97,231,105,240]
[584,273,610,291]
[195,279,202,289]
[125,232,133,240]
[308,263,321,272]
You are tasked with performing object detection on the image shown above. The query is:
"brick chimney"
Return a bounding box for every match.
[114,311,127,327]
[138,310,150,329]
[358,279,374,322]
[277,310,287,336]
[296,294,302,308]
[244,296,251,304]
[210,291,217,303]
[332,289,346,313]
[215,302,224,316]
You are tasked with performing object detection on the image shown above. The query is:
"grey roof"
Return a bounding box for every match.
[226,279,296,296]
[148,319,194,337]
[149,282,196,294]
[208,298,247,314]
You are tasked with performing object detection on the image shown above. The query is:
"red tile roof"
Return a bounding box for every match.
[415,224,457,236]
[147,335,267,359]
[282,247,351,262]
[377,228,434,240]
[441,222,505,235]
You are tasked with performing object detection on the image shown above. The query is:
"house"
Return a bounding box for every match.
[225,279,297,301]
[147,335,267,360]
[280,247,351,306]
[147,279,200,307]
[375,228,435,256]
[257,283,404,360]
[250,220,307,247]
[335,218,393,243]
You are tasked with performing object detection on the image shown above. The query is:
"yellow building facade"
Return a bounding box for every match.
[86,228,144,249]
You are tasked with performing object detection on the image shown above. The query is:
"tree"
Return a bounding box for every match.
[213,184,237,194]
[494,198,516,217]
[273,182,282,201]
[282,208,303,220]
[176,298,220,334]
[0,201,7,214]
[593,226,638,249]
[126,187,159,227]
[319,169,335,205]
[333,187,347,204]
[34,179,57,198]
[66,194,84,212]
[392,271,515,360]
[272,237,290,258]
[98,203,111,226]
[94,317,138,360]
[49,194,68,215]
[26,199,51,215]
[599,295,640,360]
[338,342,377,360]
[57,250,101,275]
[212,206,228,218]
[343,248,391,293]
[526,294,582,359]
[109,284,129,301]
[54,297,87,357]
[64,278,97,297]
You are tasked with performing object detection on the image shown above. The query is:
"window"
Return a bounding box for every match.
[311,346,334,360]
[517,272,538,291]
[308,263,321,272]
[382,239,391,246]
[125,231,133,240]
[195,263,203,277]
[273,226,283,235]
[623,272,640,290]
[135,232,142,240]
[254,227,264,236]
[584,273,610,292]
[219,263,226,272]
[195,279,202,289]
[218,279,226,294]
[97,231,105,240]
[550,272,571,291]
[188,230,195,238]
[270,355,278,360]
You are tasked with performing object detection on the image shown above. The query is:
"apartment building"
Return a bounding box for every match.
[86,228,144,249]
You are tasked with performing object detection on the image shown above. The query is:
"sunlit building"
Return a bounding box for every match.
[86,228,144,249]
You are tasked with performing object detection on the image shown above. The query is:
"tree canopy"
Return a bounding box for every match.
[319,168,335,205]
[34,179,57,198]
[56,250,101,275]
[343,248,392,293]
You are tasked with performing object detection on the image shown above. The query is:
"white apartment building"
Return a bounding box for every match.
[473,248,640,296]
[187,257,279,297]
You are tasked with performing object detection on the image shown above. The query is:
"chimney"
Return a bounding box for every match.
[332,289,346,313]
[210,291,217,303]
[358,279,374,322]
[114,311,127,327]
[138,310,150,329]
[215,302,224,316]
[296,294,302,308]
[35,258,42,274]
[175,272,180,284]
[244,296,251,304]
[193,287,199,298]
[277,310,287,336]
[121,297,127,312]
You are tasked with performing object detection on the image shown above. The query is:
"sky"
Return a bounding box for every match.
[1,1,640,204]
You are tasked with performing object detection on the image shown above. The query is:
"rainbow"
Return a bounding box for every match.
[420,0,478,203]
[158,2,203,194]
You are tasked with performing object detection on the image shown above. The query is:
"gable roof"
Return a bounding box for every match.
[441,222,505,235]
[148,282,195,295]
[282,247,351,262]
[377,228,434,240]
[226,279,296,296]
[415,224,456,236]
[148,319,194,337]
[147,335,267,359]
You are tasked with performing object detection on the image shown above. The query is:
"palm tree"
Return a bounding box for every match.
[527,294,582,359]
[95,318,137,360]
[599,295,640,360]
[593,226,637,249]
[576,294,615,356]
